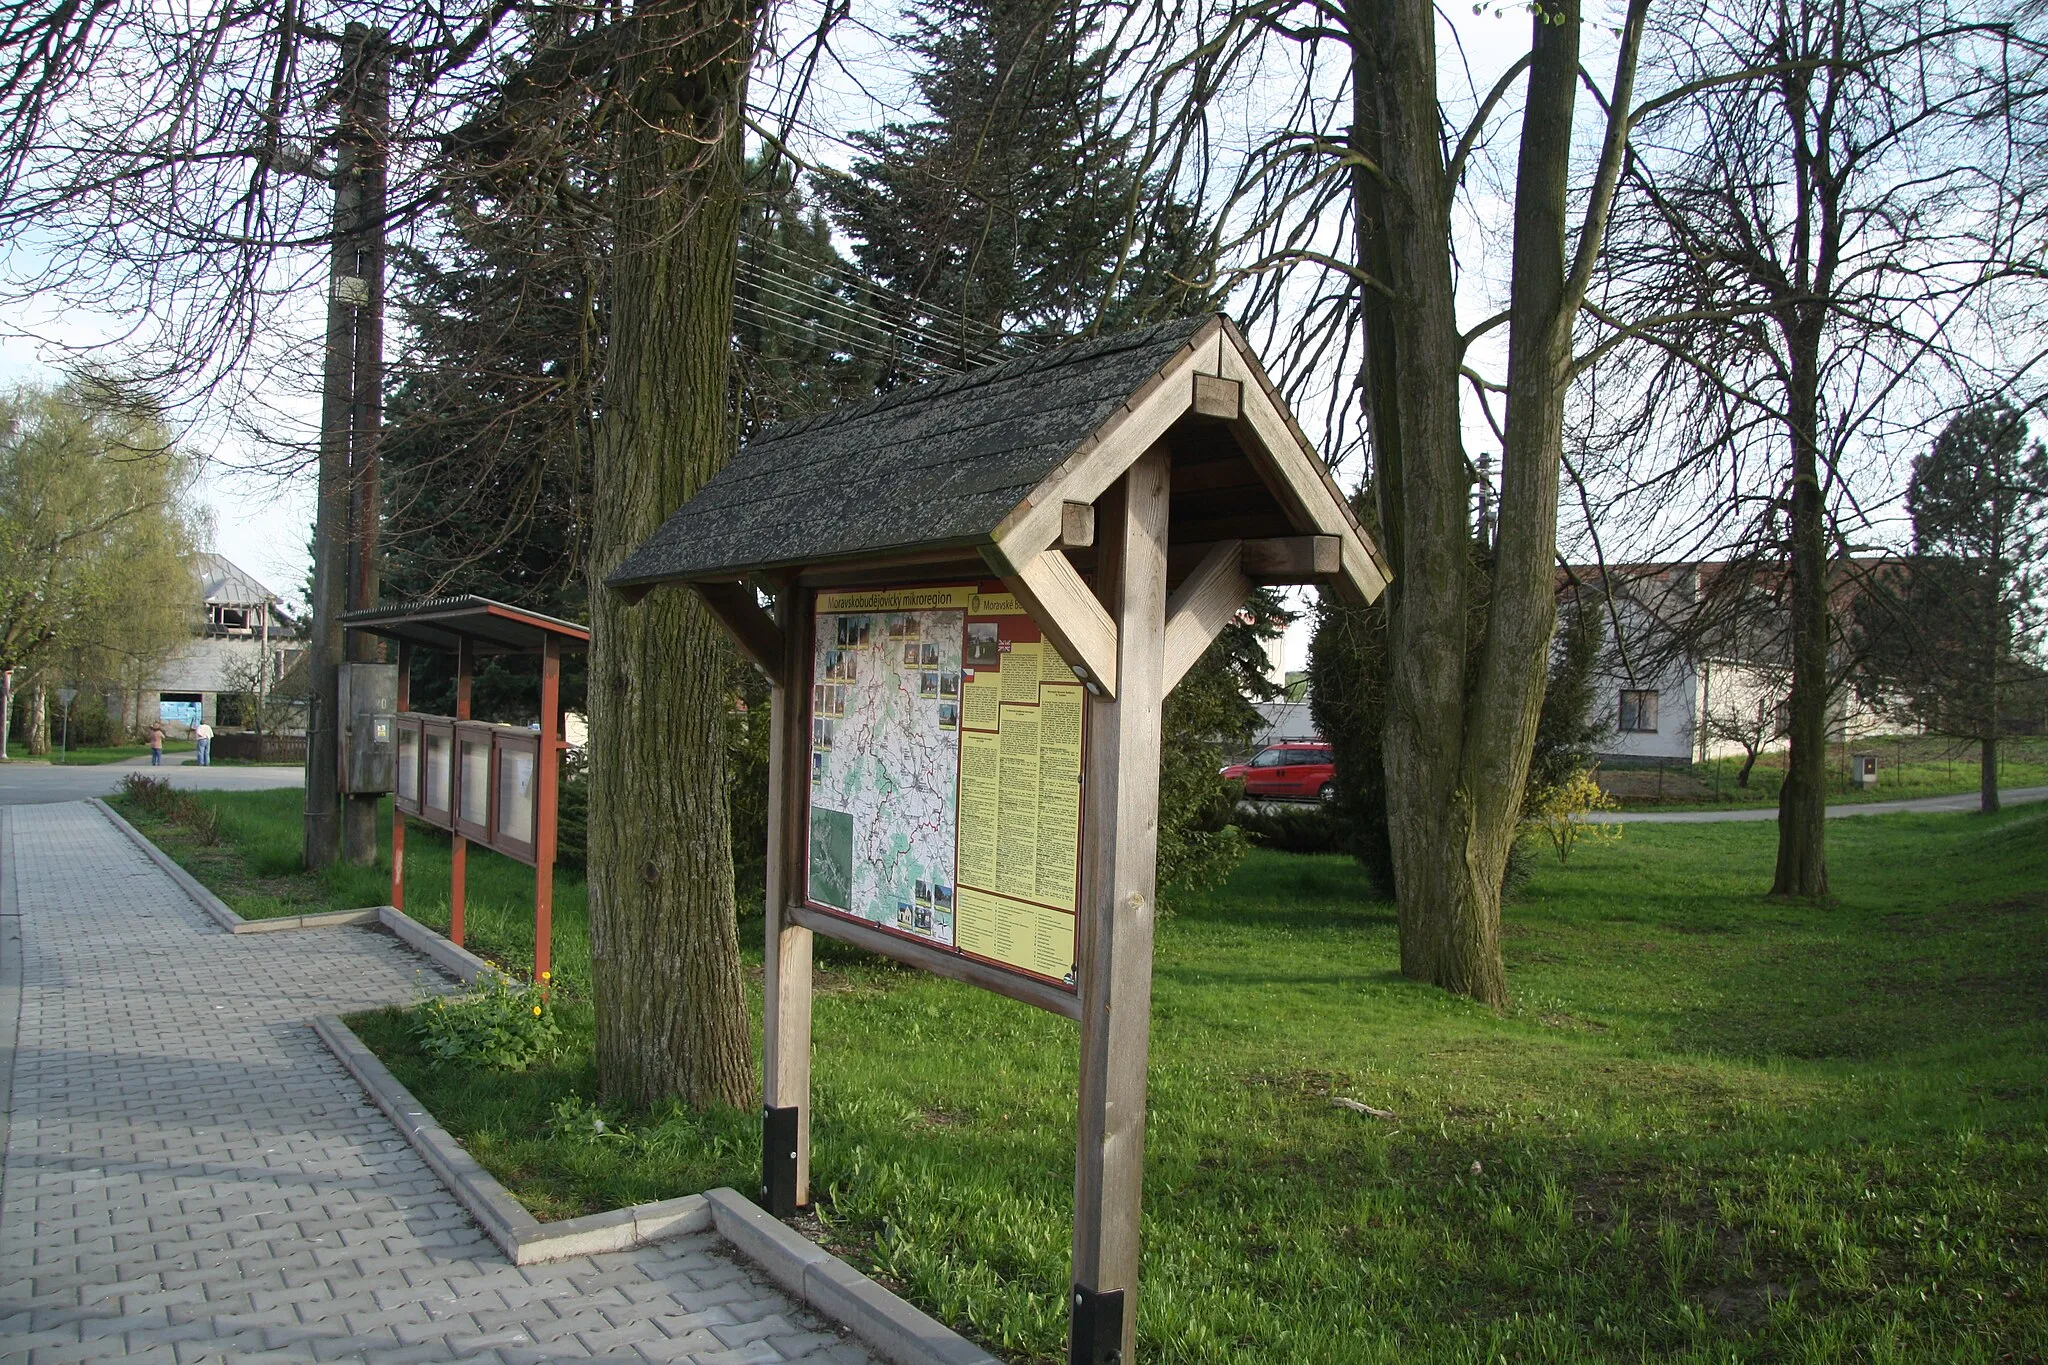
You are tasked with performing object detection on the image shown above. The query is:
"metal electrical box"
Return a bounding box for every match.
[337,662,398,794]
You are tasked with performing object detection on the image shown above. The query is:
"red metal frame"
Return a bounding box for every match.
[355,598,583,980]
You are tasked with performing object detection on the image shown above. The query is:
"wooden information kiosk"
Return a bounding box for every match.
[609,315,1389,1364]
[340,596,589,981]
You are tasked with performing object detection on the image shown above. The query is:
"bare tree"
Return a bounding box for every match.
[1115,0,1677,1007]
[1576,0,2047,894]
[0,0,788,1106]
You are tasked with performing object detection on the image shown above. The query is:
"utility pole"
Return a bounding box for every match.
[305,22,390,869]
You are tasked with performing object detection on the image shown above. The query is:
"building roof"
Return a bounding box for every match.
[610,313,1391,701]
[197,553,281,607]
[611,314,1382,587]
[339,595,590,656]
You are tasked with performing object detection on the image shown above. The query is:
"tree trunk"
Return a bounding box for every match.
[1353,0,1482,994]
[586,0,757,1110]
[26,677,48,755]
[1772,327,1830,897]
[1736,747,1758,788]
[1980,736,2000,813]
[1359,0,1589,1009]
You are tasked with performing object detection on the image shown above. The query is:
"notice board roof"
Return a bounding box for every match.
[607,313,1387,602]
[340,595,591,656]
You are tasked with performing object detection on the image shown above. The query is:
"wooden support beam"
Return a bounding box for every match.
[390,639,409,913]
[450,635,472,948]
[990,321,1224,562]
[760,590,814,1214]
[1213,338,1391,604]
[695,581,784,679]
[986,545,1120,699]
[1192,373,1242,419]
[534,634,560,984]
[1161,540,1251,694]
[1057,501,1096,549]
[1167,535,1340,586]
[788,904,1082,1020]
[1071,445,1170,1365]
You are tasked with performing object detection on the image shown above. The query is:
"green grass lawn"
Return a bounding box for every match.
[110,787,583,984]
[1605,735,2048,810]
[136,789,2047,1363]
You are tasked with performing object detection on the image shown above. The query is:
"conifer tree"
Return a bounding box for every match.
[817,0,1205,358]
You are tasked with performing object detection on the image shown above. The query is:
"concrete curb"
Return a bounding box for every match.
[313,1013,999,1365]
[0,809,23,1213]
[313,1014,712,1265]
[704,1190,1001,1365]
[90,799,503,985]
[106,799,999,1365]
[91,797,246,932]
[371,905,501,985]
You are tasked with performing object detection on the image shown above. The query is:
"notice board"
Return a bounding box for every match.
[805,582,1085,990]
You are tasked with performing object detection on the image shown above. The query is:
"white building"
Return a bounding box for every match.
[1573,563,1883,765]
[143,554,301,733]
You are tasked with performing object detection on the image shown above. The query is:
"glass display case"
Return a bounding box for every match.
[420,718,456,828]
[491,729,540,864]
[393,715,424,817]
[455,721,494,844]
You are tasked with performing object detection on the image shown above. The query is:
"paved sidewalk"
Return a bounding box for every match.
[0,801,870,1364]
[1607,784,2048,822]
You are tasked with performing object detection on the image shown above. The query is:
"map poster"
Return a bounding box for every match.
[804,581,1087,992]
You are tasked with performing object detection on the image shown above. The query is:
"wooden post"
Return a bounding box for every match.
[761,585,814,1216]
[391,640,409,911]
[535,634,561,983]
[451,634,472,947]
[1070,446,1170,1365]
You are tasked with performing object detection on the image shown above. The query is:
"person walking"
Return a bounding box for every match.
[195,720,213,766]
[148,724,165,766]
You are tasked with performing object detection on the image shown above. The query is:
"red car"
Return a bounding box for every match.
[1222,741,1337,802]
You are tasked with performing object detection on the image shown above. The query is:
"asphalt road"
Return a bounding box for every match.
[1606,785,2048,823]
[1242,785,2048,823]
[0,757,304,806]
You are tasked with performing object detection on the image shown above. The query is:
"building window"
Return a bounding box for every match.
[208,604,251,633]
[1619,689,1660,733]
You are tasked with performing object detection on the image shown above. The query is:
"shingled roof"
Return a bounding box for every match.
[608,315,1220,588]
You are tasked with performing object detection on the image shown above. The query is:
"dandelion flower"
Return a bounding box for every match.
[532,1005,543,1017]
[540,970,551,981]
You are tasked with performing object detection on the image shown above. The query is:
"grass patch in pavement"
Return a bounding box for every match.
[109,786,584,984]
[149,789,2048,1362]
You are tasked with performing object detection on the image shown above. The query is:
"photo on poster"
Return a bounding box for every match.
[915,879,932,905]
[940,671,958,697]
[897,901,914,929]
[966,621,1000,667]
[903,641,920,667]
[808,807,854,910]
[913,903,933,933]
[920,641,940,667]
[934,884,954,912]
[920,671,940,698]
[938,702,957,730]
